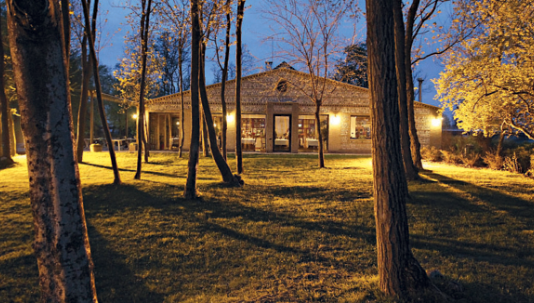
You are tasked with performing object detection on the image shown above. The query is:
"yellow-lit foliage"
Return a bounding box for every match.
[435,0,534,139]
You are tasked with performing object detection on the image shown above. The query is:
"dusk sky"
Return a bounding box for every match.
[99,0,448,109]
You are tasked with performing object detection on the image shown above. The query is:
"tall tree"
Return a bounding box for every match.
[134,0,154,180]
[333,43,368,88]
[0,14,12,163]
[212,0,232,161]
[436,0,534,140]
[81,0,121,184]
[264,0,352,168]
[366,0,430,298]
[160,0,191,158]
[6,0,98,301]
[393,0,418,180]
[74,0,98,163]
[235,0,245,174]
[184,0,202,199]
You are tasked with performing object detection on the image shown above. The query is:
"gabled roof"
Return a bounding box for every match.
[148,66,440,111]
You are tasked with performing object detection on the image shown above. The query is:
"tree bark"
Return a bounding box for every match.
[81,0,121,184]
[366,0,430,298]
[184,0,201,199]
[0,15,13,162]
[6,0,98,301]
[314,103,325,168]
[405,0,424,170]
[134,0,153,179]
[75,37,92,163]
[178,48,185,158]
[392,0,418,181]
[235,0,246,174]
[201,109,210,156]
[220,0,232,162]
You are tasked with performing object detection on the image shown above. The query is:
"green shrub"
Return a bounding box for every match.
[482,151,504,170]
[503,152,522,173]
[459,153,483,167]
[441,149,460,164]
[421,146,442,162]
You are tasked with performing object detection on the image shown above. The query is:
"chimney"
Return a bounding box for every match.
[265,61,273,71]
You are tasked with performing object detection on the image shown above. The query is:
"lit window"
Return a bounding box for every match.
[350,116,371,139]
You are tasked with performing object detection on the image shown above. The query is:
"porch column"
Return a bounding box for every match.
[156,114,160,150]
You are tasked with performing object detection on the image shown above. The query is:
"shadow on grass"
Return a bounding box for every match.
[87,225,166,302]
[80,162,216,181]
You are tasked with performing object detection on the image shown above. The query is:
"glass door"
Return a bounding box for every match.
[273,115,291,152]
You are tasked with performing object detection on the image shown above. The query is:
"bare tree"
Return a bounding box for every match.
[366,0,431,298]
[82,0,121,184]
[160,0,191,158]
[134,0,154,180]
[184,0,202,199]
[6,0,98,300]
[235,0,245,173]
[0,15,13,163]
[263,0,352,168]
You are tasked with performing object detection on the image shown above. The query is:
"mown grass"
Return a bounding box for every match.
[1,152,533,302]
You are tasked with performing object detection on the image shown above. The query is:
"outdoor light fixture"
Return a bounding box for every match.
[176,121,180,125]
[226,114,235,123]
[132,114,138,119]
[331,115,341,125]
[431,117,442,127]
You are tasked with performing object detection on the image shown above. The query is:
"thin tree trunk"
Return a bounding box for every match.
[235,0,246,174]
[90,93,94,144]
[366,0,430,298]
[314,103,325,168]
[144,110,149,162]
[201,109,210,156]
[199,47,242,185]
[76,37,92,163]
[134,0,153,179]
[6,1,98,301]
[178,49,185,158]
[184,0,202,199]
[81,0,121,184]
[61,0,70,67]
[0,16,13,163]
[393,0,418,181]
[405,0,423,170]
[221,0,232,161]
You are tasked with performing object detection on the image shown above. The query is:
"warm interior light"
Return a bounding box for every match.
[176,121,180,125]
[132,114,138,119]
[331,115,341,125]
[431,117,442,127]
[226,114,235,123]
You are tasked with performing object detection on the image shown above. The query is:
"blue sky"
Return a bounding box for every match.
[99,0,448,109]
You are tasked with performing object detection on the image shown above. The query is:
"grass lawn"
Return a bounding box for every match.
[1,152,533,302]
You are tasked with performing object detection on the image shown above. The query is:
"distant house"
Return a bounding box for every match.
[146,63,442,153]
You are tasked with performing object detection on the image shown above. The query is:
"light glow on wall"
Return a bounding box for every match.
[226,113,235,123]
[431,117,442,127]
[331,115,341,125]
[132,114,138,119]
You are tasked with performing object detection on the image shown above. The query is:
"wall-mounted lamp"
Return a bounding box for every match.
[431,117,442,127]
[331,114,341,125]
[176,121,180,126]
[226,113,235,123]
[132,114,138,119]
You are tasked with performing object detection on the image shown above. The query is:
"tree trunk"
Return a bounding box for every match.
[235,0,246,174]
[199,48,242,186]
[366,0,430,298]
[201,109,210,157]
[221,0,232,162]
[392,0,418,181]
[6,1,98,301]
[178,49,185,158]
[81,0,121,184]
[184,0,202,199]
[134,0,153,179]
[314,103,325,168]
[405,0,423,170]
[75,37,92,163]
[0,15,13,163]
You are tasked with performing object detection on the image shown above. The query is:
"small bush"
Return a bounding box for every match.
[459,153,483,167]
[483,151,504,170]
[421,146,442,162]
[441,149,460,164]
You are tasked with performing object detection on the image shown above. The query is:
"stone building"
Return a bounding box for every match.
[146,64,441,153]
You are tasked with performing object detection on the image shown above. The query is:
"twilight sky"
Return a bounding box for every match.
[98,0,448,109]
